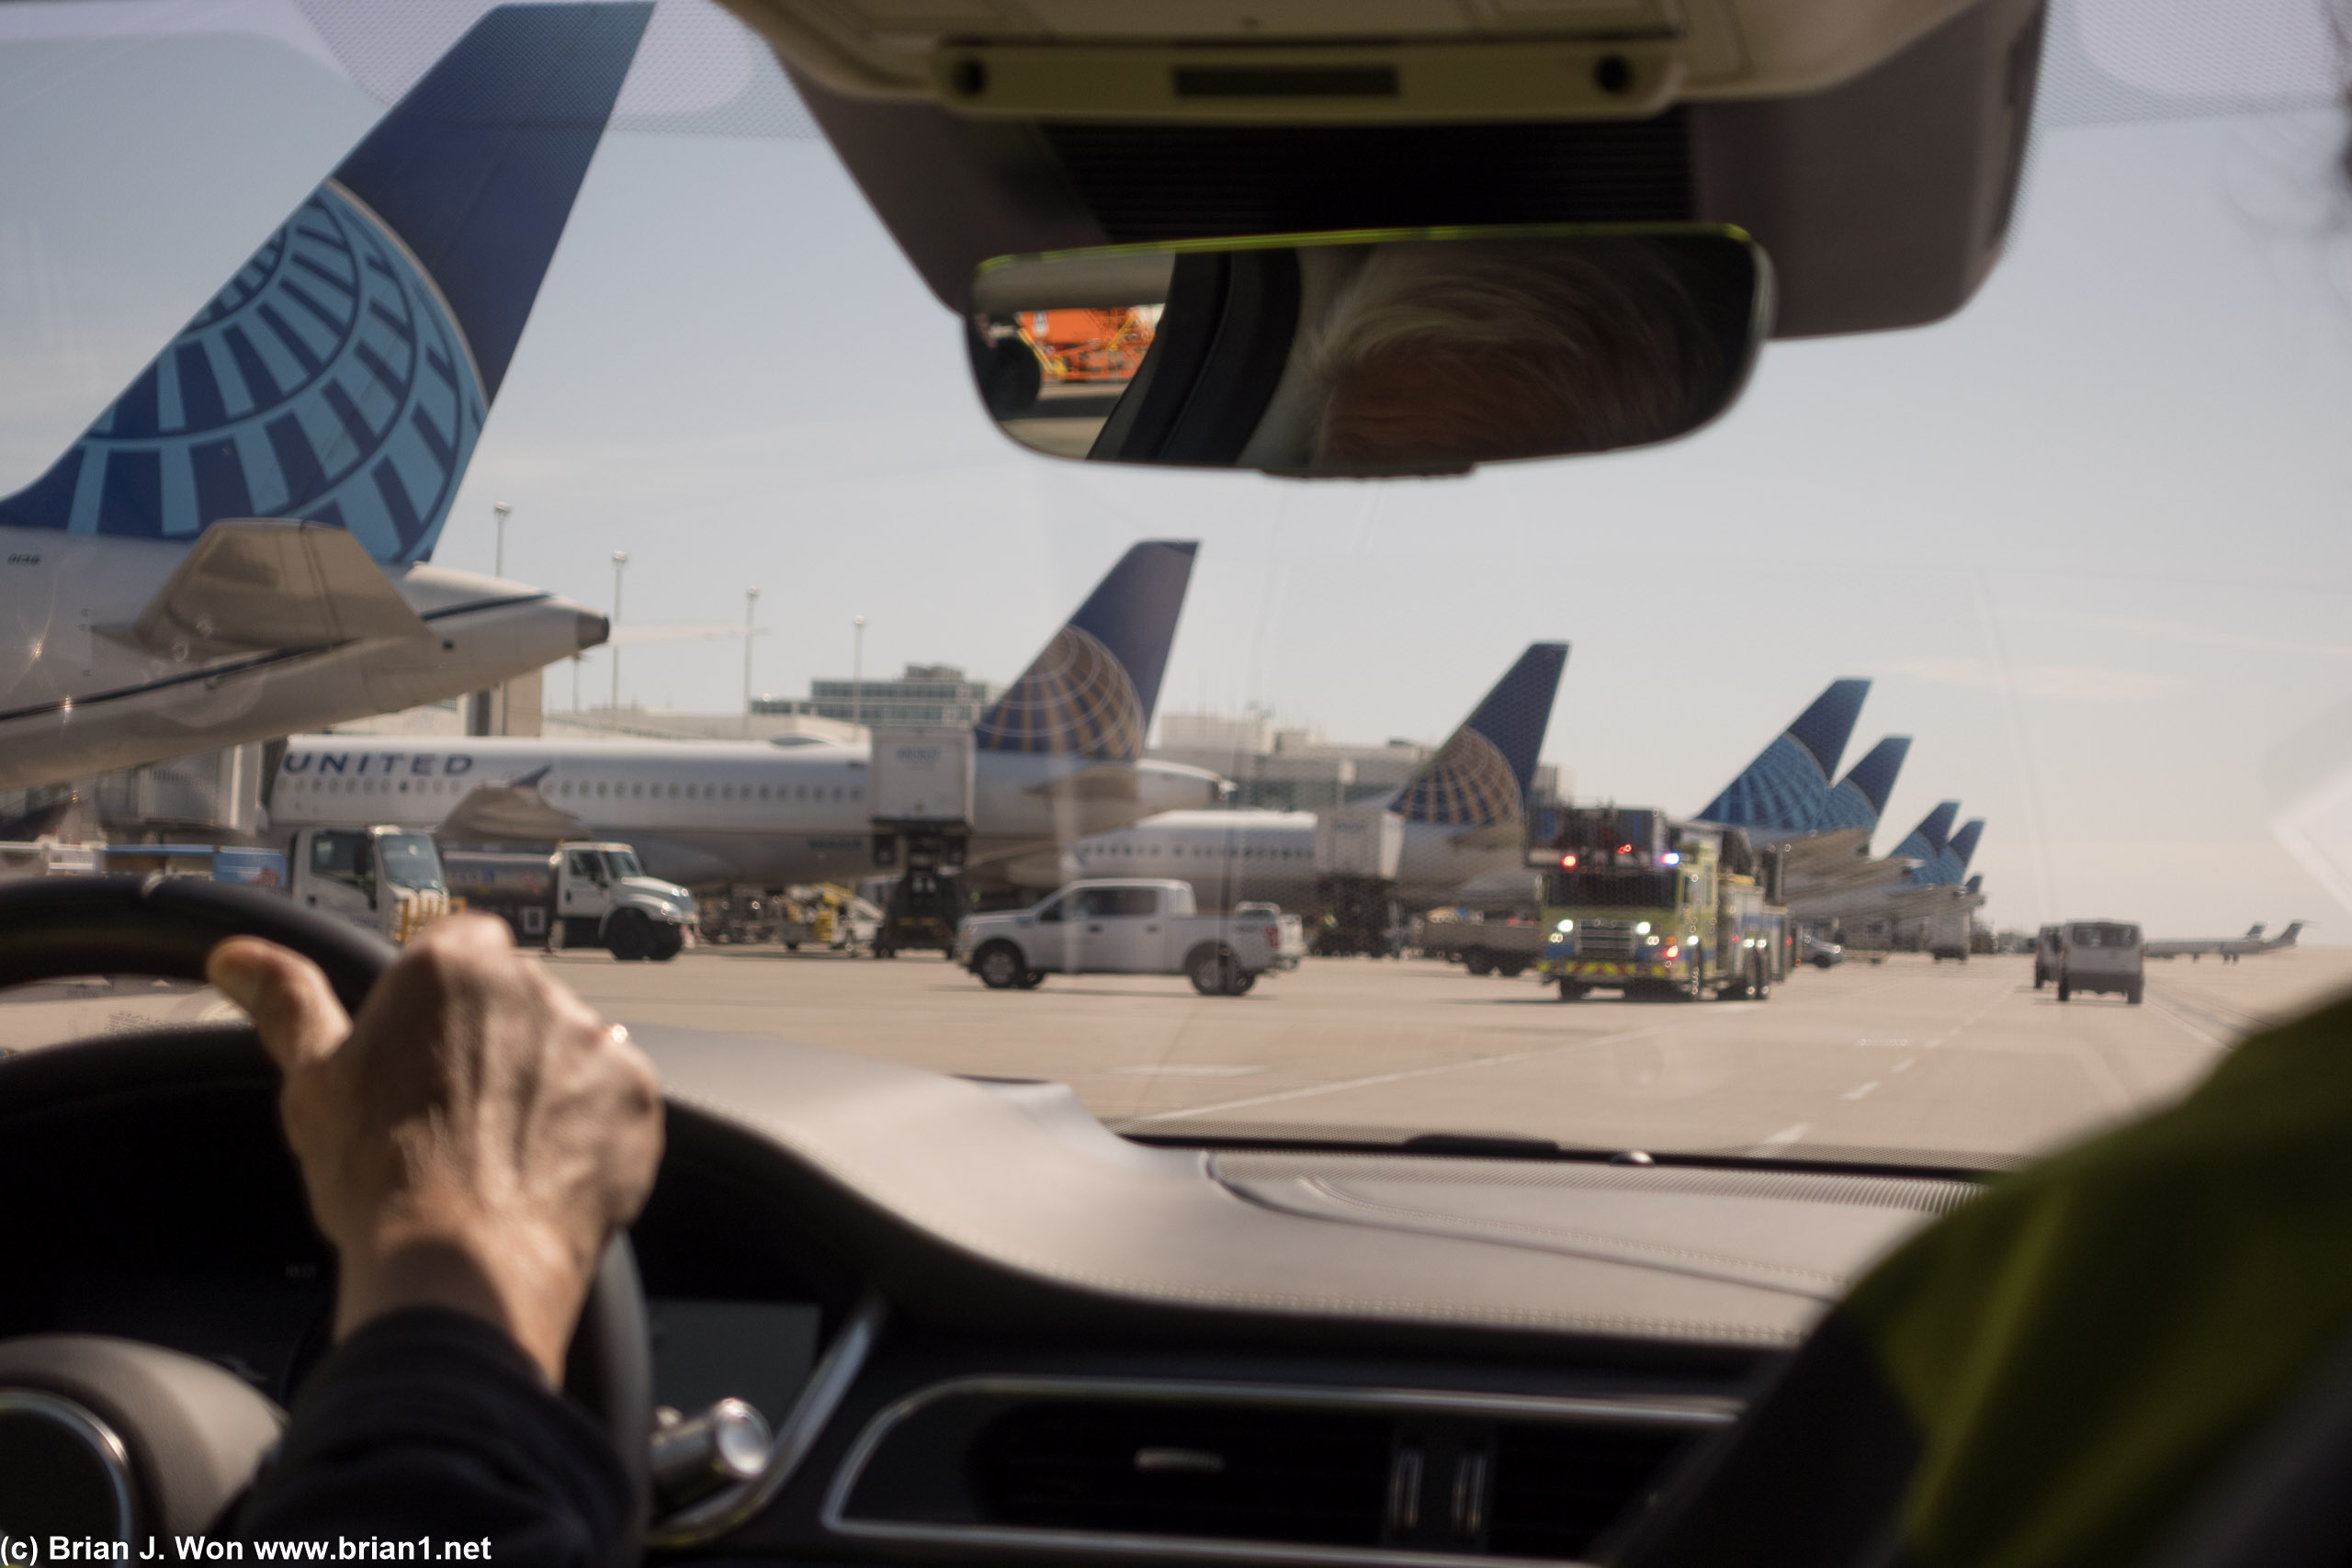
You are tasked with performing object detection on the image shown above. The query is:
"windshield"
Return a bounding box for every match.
[377,835,444,892]
[3,3,2347,1172]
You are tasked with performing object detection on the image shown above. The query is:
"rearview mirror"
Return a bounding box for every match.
[968,226,1770,477]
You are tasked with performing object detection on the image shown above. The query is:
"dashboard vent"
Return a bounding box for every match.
[1485,1419,1697,1561]
[967,1400,1393,1546]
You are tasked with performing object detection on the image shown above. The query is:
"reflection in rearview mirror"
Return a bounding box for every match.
[968,226,1770,477]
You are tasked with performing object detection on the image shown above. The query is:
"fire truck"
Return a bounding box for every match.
[1531,807,1790,1002]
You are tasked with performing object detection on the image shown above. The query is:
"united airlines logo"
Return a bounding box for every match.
[1398,728,1523,827]
[0,181,482,564]
[975,626,1147,761]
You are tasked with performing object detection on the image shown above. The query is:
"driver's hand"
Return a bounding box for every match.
[208,914,663,1384]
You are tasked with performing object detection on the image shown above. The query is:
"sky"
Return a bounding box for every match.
[4,0,2351,937]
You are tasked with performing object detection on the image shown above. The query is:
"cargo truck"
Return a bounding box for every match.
[439,842,695,961]
[285,825,449,943]
[1531,807,1789,1001]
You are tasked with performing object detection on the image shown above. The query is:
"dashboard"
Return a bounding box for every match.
[0,1023,1979,1562]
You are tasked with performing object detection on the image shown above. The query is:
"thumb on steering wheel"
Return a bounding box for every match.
[209,936,353,1071]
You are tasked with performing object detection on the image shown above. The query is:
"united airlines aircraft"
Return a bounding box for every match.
[0,5,645,788]
[1058,642,1571,909]
[272,541,1225,890]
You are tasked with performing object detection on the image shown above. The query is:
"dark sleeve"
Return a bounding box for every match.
[239,1308,628,1568]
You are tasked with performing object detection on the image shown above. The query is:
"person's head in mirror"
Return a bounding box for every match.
[1306,239,1731,469]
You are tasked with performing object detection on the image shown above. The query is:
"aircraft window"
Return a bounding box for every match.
[669,784,679,797]
[853,787,863,801]
[760,786,772,800]
[597,782,608,797]
[633,783,644,797]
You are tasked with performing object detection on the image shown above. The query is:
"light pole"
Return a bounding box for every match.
[608,550,628,723]
[742,586,761,737]
[852,615,866,728]
[492,501,512,578]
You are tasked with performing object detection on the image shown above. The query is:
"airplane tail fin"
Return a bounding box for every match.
[1396,642,1571,826]
[2277,921,2305,945]
[1947,818,1985,874]
[1893,800,1961,868]
[1818,735,1911,831]
[974,541,1198,761]
[1697,679,1871,829]
[0,4,650,565]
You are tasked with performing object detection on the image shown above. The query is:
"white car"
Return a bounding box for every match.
[958,879,1286,995]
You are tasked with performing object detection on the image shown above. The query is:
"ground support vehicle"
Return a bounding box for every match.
[957,879,1284,996]
[284,824,448,942]
[1417,912,1546,977]
[2057,919,2144,1004]
[1532,808,1789,1002]
[1800,931,1846,969]
[2031,924,2063,988]
[440,841,695,961]
[1310,807,1405,956]
[1927,896,1973,963]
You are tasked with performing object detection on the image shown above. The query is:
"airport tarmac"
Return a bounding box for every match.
[8,945,2346,1168]
[537,945,2352,1167]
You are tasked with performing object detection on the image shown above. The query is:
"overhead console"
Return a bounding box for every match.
[719,0,2044,338]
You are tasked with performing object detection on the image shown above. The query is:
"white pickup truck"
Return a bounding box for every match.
[958,879,1285,996]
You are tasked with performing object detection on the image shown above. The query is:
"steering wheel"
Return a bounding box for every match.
[0,875,652,1543]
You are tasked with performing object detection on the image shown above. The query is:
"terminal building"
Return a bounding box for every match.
[754,664,1000,728]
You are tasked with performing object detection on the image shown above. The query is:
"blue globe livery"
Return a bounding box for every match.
[0,185,482,562]
[0,3,652,566]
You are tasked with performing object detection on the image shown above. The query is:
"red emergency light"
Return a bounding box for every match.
[1559,853,1577,869]
[1617,843,1634,854]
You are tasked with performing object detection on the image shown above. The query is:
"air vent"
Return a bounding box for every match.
[1487,1419,1697,1561]
[968,1400,1393,1546]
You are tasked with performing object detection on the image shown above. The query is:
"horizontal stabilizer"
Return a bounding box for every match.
[436,779,594,844]
[119,519,426,658]
[1025,766,1143,803]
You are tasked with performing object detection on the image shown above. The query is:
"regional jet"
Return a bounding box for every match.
[2146,922,2307,963]
[0,5,646,789]
[1058,642,1571,909]
[271,541,1224,889]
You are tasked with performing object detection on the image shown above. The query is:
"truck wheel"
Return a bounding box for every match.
[1464,949,1495,976]
[784,941,801,952]
[2128,983,2144,1006]
[648,925,685,962]
[974,942,1025,990]
[606,910,650,962]
[1014,968,1046,990]
[2057,980,2072,1002]
[1226,972,1257,996]
[1556,979,1588,1001]
[1497,961,1526,979]
[1190,946,1241,996]
[2033,967,2045,989]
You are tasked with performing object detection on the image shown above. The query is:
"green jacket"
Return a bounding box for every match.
[1622,992,2352,1568]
